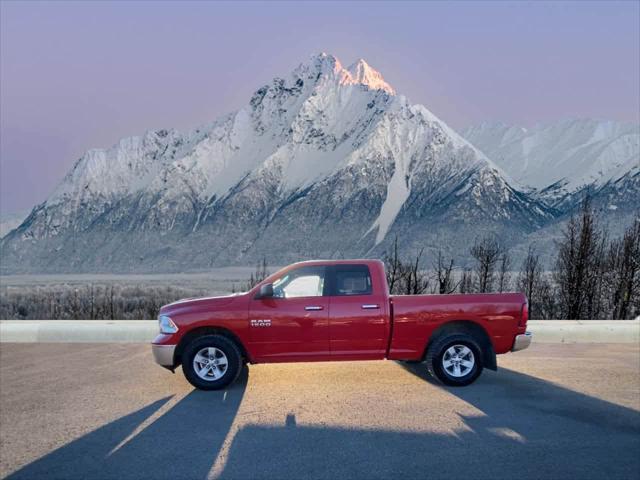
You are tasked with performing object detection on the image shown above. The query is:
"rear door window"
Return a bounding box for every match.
[332,265,372,296]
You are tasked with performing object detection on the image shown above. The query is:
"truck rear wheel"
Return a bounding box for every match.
[426,333,483,386]
[182,335,243,390]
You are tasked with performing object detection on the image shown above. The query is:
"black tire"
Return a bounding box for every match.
[182,335,243,390]
[426,333,484,386]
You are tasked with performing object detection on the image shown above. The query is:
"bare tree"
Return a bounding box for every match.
[434,251,458,294]
[71,288,81,320]
[88,284,96,320]
[607,218,640,319]
[397,248,430,295]
[470,235,502,293]
[554,197,603,319]
[497,250,512,293]
[383,236,403,294]
[459,268,474,294]
[537,276,558,320]
[585,232,608,319]
[108,285,116,320]
[517,245,543,318]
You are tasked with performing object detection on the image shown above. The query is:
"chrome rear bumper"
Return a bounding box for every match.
[512,332,533,352]
[152,344,176,367]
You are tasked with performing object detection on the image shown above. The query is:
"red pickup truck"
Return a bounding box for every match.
[152,260,531,390]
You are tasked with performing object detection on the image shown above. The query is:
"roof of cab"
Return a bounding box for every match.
[287,259,384,267]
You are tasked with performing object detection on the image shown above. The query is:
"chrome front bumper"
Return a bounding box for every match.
[512,332,533,352]
[152,344,176,367]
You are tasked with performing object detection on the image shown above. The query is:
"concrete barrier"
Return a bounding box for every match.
[0,320,158,343]
[0,319,638,344]
[529,320,639,344]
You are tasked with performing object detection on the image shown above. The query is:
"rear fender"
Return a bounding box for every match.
[425,321,497,371]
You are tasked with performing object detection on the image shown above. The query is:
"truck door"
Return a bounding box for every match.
[248,265,330,362]
[327,264,389,360]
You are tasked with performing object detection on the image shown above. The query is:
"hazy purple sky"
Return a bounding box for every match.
[1,1,639,213]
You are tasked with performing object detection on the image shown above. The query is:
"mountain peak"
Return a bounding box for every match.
[347,58,395,95]
[307,52,339,68]
[299,53,395,95]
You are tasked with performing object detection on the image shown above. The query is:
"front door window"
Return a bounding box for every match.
[272,266,325,298]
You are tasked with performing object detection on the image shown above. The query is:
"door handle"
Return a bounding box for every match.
[362,304,380,309]
[305,305,324,311]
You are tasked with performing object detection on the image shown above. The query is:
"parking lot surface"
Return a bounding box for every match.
[1,343,639,479]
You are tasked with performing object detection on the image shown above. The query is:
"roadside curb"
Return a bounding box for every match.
[0,319,638,344]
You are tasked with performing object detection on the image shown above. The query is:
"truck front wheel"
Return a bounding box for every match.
[426,333,483,386]
[182,335,243,390]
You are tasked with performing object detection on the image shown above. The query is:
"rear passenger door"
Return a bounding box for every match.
[327,264,389,360]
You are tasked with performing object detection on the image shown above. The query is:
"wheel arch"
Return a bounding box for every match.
[424,320,497,371]
[174,326,250,367]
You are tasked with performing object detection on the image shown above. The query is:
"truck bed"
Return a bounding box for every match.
[388,292,527,359]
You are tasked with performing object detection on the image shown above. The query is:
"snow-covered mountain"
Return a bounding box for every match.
[1,53,554,273]
[462,119,639,208]
[0,211,27,238]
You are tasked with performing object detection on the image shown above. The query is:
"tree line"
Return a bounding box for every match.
[0,284,210,320]
[383,199,639,320]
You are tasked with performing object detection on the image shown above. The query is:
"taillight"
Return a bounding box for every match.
[520,302,528,327]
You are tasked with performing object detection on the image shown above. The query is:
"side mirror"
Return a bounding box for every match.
[256,283,274,299]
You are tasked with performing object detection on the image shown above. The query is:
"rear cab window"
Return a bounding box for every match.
[331,264,372,296]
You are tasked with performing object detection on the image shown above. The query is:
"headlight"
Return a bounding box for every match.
[159,315,178,334]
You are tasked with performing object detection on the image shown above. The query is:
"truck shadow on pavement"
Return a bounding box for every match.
[6,368,249,480]
[6,365,640,480]
[220,365,640,479]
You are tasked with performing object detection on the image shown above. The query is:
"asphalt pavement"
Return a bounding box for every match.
[1,343,639,479]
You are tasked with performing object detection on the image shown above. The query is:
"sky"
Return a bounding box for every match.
[1,1,639,214]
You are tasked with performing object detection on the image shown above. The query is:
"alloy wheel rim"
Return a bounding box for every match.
[193,347,229,381]
[442,344,475,378]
